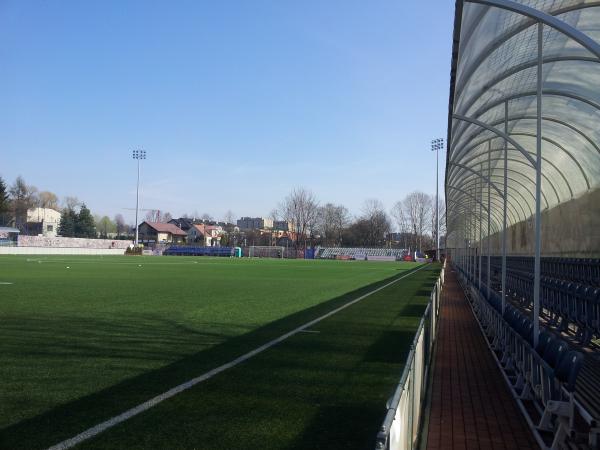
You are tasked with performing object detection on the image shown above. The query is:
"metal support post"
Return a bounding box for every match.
[502,101,508,315]
[533,22,543,348]
[487,141,491,299]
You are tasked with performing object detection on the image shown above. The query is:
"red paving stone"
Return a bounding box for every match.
[425,268,538,450]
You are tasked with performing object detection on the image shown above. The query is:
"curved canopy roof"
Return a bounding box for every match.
[446,0,600,246]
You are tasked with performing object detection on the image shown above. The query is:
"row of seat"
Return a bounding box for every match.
[163,246,234,257]
[317,247,407,258]
[457,265,591,448]
[488,256,600,287]
[464,255,600,346]
[487,264,600,345]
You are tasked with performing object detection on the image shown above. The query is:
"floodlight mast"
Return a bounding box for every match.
[431,138,444,262]
[132,149,147,247]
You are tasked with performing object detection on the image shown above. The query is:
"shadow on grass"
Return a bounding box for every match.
[363,330,415,364]
[289,404,383,450]
[0,266,432,450]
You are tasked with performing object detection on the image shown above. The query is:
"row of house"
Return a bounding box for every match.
[15,209,295,246]
[138,217,301,247]
[138,221,224,246]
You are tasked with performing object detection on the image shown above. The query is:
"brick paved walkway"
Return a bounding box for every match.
[425,268,538,450]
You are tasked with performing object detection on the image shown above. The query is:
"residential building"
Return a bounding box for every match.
[237,217,273,230]
[273,220,293,231]
[138,222,187,244]
[187,224,223,246]
[26,207,62,237]
[168,217,196,232]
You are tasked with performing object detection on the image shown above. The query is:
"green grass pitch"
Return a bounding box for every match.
[0,255,440,449]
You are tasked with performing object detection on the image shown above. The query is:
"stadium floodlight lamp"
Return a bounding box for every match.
[132,149,146,160]
[132,149,147,246]
[431,138,444,262]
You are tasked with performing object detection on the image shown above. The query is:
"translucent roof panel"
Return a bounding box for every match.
[445,0,600,249]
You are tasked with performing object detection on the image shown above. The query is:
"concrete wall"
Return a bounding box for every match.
[477,188,600,257]
[0,247,126,255]
[17,235,132,249]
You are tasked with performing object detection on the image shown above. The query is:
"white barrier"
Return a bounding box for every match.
[375,264,444,450]
[367,256,397,261]
[0,247,126,255]
[17,235,131,249]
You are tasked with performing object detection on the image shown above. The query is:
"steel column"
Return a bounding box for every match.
[533,22,543,348]
[487,141,491,299]
[478,164,482,290]
[502,101,508,315]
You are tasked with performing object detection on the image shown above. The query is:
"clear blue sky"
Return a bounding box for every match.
[0,1,453,225]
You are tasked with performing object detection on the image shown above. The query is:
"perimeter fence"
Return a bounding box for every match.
[375,263,445,450]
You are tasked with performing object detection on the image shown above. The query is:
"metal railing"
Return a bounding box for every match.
[375,264,445,450]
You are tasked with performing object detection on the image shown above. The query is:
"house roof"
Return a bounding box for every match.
[168,217,194,229]
[143,222,187,236]
[189,224,208,235]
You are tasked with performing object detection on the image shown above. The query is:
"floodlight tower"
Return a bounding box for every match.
[132,149,147,246]
[431,138,444,261]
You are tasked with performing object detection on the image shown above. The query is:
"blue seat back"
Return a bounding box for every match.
[535,330,554,355]
[555,350,584,392]
[543,339,569,368]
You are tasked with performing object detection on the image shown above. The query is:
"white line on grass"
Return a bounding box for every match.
[46,264,427,450]
[0,282,13,285]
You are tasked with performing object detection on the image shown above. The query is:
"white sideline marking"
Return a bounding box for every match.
[299,329,320,334]
[46,264,426,450]
[0,282,13,285]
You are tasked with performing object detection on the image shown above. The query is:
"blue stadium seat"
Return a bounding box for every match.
[535,330,555,356]
[543,338,569,369]
[555,350,584,393]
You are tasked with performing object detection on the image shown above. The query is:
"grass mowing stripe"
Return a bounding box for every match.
[46,264,427,450]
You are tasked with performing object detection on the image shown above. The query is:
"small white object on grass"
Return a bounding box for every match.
[66,266,70,269]
[138,264,142,267]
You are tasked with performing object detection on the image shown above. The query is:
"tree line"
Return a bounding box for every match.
[0,175,133,239]
[0,175,444,250]
[272,187,445,252]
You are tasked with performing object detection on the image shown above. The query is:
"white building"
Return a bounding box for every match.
[188,224,223,246]
[27,207,62,237]
[236,217,273,230]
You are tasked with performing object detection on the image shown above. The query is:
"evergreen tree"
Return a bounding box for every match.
[0,176,9,226]
[75,203,96,238]
[58,208,76,237]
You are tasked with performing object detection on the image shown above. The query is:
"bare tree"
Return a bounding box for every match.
[317,203,350,246]
[9,176,37,229]
[114,213,126,237]
[145,210,171,222]
[63,196,81,211]
[391,200,410,249]
[38,191,59,210]
[361,199,391,247]
[223,210,235,225]
[402,191,433,253]
[430,198,446,250]
[269,208,280,222]
[279,187,319,249]
[201,213,213,222]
